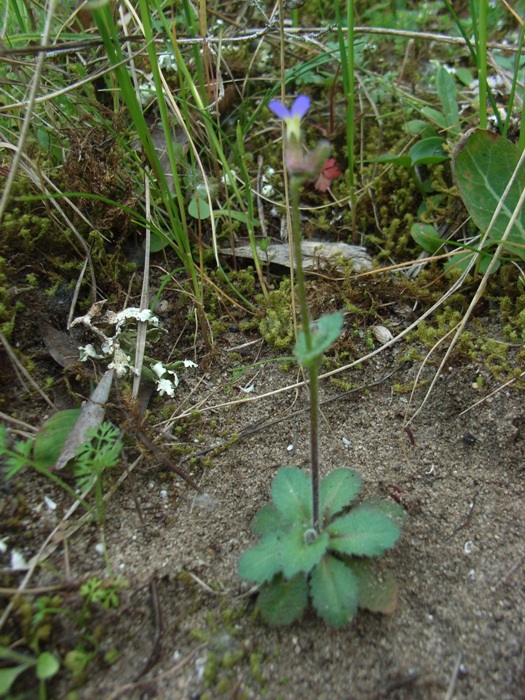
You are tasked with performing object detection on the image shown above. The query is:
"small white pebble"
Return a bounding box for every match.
[44,495,57,511]
[10,550,29,570]
[95,543,105,555]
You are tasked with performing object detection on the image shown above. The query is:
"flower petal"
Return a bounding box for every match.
[268,100,291,120]
[290,94,311,119]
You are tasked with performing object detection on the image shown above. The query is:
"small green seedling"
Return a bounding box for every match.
[239,467,404,626]
[0,648,59,698]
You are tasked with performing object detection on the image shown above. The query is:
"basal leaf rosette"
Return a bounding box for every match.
[239,467,405,627]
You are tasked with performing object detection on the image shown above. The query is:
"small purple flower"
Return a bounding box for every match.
[268,95,311,141]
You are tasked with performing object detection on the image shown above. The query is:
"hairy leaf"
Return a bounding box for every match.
[238,533,282,584]
[310,555,358,627]
[327,504,401,557]
[348,559,399,614]
[320,468,361,524]
[360,499,407,530]
[257,573,308,625]
[271,467,312,527]
[280,527,329,579]
[252,504,286,537]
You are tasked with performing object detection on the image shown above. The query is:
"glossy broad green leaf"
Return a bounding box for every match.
[238,533,282,584]
[453,129,525,261]
[327,504,401,557]
[409,137,447,167]
[33,409,81,469]
[348,558,399,614]
[410,223,443,254]
[319,468,361,525]
[280,527,329,579]
[271,467,312,527]
[256,573,308,625]
[295,312,343,368]
[310,555,358,627]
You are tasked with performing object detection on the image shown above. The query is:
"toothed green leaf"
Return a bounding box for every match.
[238,533,282,584]
[320,469,361,524]
[327,504,401,557]
[257,573,308,625]
[271,466,312,527]
[252,504,287,537]
[348,558,399,614]
[310,555,358,627]
[280,527,329,579]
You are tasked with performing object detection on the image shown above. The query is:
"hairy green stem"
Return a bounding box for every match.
[290,176,320,532]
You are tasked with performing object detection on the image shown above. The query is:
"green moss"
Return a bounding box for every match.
[258,279,294,349]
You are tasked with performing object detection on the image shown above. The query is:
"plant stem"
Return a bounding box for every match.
[478,0,488,130]
[308,363,320,531]
[290,176,320,532]
[290,178,311,348]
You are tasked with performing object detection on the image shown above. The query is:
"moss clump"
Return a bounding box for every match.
[258,278,294,350]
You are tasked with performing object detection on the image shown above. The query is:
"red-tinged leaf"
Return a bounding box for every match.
[314,158,342,192]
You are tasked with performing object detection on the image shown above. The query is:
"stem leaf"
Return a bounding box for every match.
[295,312,343,367]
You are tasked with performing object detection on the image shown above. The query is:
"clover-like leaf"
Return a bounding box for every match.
[295,312,343,368]
[280,526,330,579]
[238,533,282,584]
[320,468,361,525]
[256,573,308,625]
[310,555,359,627]
[271,466,312,527]
[347,558,399,614]
[327,503,401,557]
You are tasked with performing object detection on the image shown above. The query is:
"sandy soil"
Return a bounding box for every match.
[2,307,524,699]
